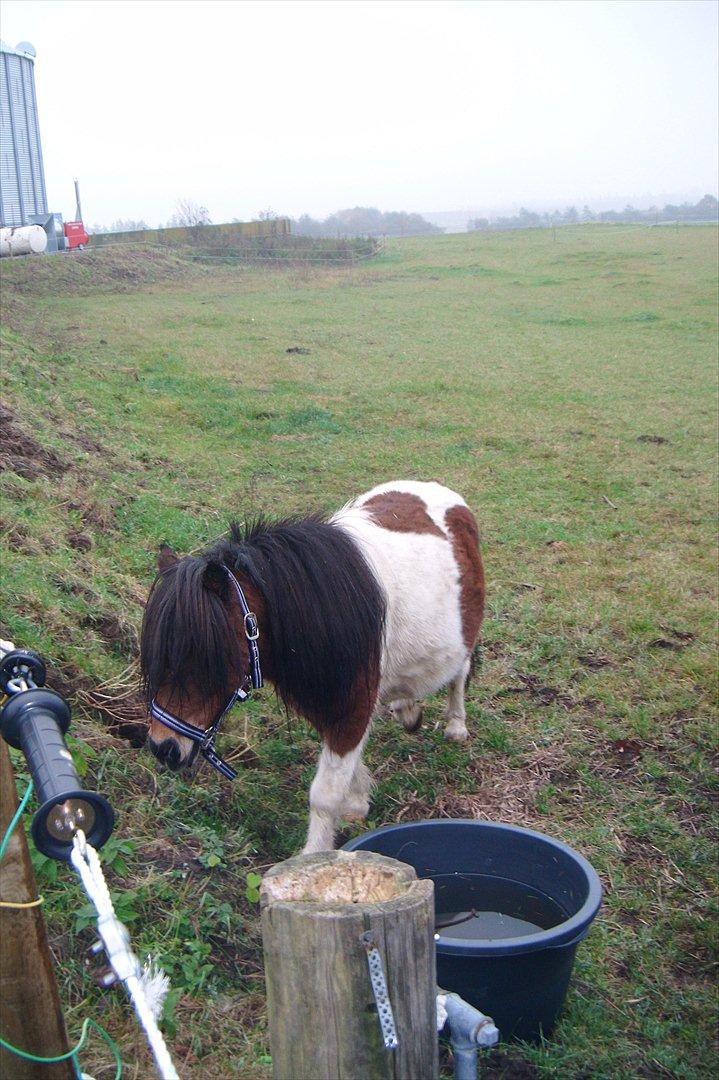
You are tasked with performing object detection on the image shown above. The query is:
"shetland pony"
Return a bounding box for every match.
[140,480,484,852]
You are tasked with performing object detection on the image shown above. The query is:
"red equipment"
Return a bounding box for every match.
[63,221,88,250]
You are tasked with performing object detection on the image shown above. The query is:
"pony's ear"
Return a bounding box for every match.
[203,560,229,598]
[157,544,179,572]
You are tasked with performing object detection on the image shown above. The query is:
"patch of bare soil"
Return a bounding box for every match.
[67,499,120,535]
[0,402,67,479]
[577,652,614,669]
[45,660,95,700]
[80,611,139,658]
[648,626,694,650]
[474,1049,540,1079]
[1,518,49,555]
[495,672,574,709]
[67,529,93,552]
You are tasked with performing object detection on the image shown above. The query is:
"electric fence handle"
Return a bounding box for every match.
[0,650,114,861]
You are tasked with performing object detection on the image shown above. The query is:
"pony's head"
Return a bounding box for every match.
[141,515,386,777]
[140,545,250,773]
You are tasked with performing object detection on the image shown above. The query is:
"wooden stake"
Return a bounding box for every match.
[261,850,438,1080]
[0,740,74,1079]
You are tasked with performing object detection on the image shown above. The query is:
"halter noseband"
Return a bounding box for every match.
[150,566,263,780]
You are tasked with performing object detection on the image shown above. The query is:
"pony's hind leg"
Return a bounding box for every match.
[390,698,423,733]
[303,739,367,853]
[444,655,472,742]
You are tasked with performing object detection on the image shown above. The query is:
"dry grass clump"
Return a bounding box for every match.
[393,744,568,828]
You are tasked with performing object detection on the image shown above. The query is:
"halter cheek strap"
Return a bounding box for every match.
[149,567,262,780]
[225,568,262,691]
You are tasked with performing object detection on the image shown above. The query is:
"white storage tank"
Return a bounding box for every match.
[0,223,48,255]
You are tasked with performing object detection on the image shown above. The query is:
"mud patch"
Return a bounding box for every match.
[648,637,686,651]
[67,529,93,552]
[0,403,67,479]
[496,673,573,709]
[80,611,139,658]
[577,653,614,669]
[474,1049,540,1079]
[59,429,110,457]
[612,738,643,766]
[1,519,47,555]
[45,660,95,700]
[67,499,119,534]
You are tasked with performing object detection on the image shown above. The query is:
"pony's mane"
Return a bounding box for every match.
[141,513,387,728]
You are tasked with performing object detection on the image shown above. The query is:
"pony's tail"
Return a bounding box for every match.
[466,643,483,687]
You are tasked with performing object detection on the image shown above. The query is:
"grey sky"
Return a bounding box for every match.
[2,0,717,226]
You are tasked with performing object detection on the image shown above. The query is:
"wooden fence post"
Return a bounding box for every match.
[261,850,438,1080]
[0,740,74,1079]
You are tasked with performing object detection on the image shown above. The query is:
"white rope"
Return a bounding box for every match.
[71,832,180,1080]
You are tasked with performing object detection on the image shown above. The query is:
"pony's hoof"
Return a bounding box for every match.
[444,719,469,743]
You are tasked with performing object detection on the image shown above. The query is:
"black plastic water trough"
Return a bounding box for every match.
[343,819,602,1042]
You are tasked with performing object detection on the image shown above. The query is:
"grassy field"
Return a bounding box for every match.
[1,226,717,1079]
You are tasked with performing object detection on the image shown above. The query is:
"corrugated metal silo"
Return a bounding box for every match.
[0,40,47,227]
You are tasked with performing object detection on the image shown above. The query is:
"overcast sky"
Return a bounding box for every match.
[2,0,717,226]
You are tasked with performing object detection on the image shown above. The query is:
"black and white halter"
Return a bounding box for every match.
[150,567,263,780]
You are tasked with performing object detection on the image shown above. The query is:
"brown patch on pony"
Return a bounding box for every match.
[319,670,378,756]
[444,505,485,651]
[363,491,445,538]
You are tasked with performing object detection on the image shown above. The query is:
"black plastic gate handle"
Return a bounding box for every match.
[2,689,74,797]
[1,688,114,861]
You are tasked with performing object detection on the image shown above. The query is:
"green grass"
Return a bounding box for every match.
[1,226,717,1079]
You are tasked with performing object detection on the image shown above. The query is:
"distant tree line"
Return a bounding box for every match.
[292,206,443,238]
[89,218,149,234]
[468,194,718,232]
[89,199,212,235]
[88,204,441,239]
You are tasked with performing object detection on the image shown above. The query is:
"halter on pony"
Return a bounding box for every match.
[149,567,262,780]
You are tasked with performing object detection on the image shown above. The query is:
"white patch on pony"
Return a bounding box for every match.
[334,482,470,708]
[303,736,369,853]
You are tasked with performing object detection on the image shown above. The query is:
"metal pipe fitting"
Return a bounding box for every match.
[438,990,499,1080]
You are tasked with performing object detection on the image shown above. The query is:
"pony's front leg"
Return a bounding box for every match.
[303,740,367,854]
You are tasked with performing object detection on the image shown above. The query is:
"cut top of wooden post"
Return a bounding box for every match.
[261,849,418,907]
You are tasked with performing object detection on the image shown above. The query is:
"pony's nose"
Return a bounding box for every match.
[148,737,183,771]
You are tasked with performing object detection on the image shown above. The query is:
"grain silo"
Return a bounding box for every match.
[0,40,47,227]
